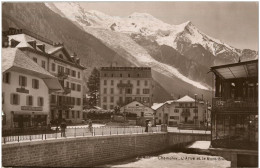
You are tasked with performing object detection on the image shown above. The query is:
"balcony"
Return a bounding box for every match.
[63,87,71,95]
[212,97,258,114]
[181,111,190,117]
[117,83,133,88]
[57,72,69,80]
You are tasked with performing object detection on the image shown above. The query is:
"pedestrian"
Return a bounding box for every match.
[60,119,67,137]
[145,120,149,132]
[148,121,152,132]
[88,119,93,133]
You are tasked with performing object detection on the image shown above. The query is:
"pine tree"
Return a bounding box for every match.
[87,67,100,107]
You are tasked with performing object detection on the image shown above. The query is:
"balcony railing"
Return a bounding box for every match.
[57,72,69,80]
[117,83,133,88]
[212,97,258,113]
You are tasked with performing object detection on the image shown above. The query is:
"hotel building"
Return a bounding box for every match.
[99,67,153,110]
[3,28,86,126]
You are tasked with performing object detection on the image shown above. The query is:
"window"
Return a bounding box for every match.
[51,95,56,103]
[143,89,150,94]
[38,97,44,106]
[104,73,107,77]
[32,79,39,89]
[126,88,132,94]
[103,96,107,102]
[111,80,114,85]
[143,97,150,103]
[66,68,70,75]
[159,113,161,117]
[3,72,10,84]
[77,84,81,92]
[33,57,37,63]
[179,103,183,107]
[104,80,107,85]
[145,80,148,86]
[52,63,56,71]
[137,80,140,86]
[104,88,107,94]
[119,97,123,103]
[59,54,63,59]
[185,103,188,107]
[190,103,193,107]
[10,93,19,105]
[77,111,80,118]
[41,61,46,69]
[126,97,132,103]
[66,82,70,88]
[78,72,81,79]
[103,105,107,110]
[19,76,27,87]
[66,110,69,119]
[58,65,64,73]
[174,109,179,113]
[120,74,122,77]
[111,88,114,94]
[136,89,140,94]
[135,97,141,102]
[137,73,140,77]
[110,105,114,109]
[72,111,75,118]
[128,74,130,77]
[120,89,122,94]
[170,116,179,120]
[27,95,33,106]
[77,98,81,105]
[2,93,4,104]
[111,74,114,77]
[71,70,76,77]
[110,96,114,103]
[71,83,76,90]
[194,108,198,113]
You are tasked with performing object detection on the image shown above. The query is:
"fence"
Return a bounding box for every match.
[2,125,162,144]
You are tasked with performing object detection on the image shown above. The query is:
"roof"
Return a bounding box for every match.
[151,103,164,110]
[2,48,54,78]
[176,95,195,102]
[211,59,258,79]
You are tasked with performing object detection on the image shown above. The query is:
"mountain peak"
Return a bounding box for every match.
[128,12,158,20]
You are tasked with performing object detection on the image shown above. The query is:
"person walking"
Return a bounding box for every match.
[88,119,93,133]
[60,119,67,137]
[145,120,149,132]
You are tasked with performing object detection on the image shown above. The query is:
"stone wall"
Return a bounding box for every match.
[2,133,168,167]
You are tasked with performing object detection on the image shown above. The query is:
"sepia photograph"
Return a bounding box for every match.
[1,1,259,167]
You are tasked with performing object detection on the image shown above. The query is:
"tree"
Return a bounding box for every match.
[87,67,100,107]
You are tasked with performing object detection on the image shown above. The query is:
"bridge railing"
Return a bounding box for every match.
[2,125,162,144]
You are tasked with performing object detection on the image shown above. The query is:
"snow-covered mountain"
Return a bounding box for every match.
[45,2,257,63]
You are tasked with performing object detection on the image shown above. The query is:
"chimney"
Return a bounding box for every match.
[2,35,9,48]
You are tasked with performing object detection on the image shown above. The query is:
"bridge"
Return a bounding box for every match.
[2,129,210,167]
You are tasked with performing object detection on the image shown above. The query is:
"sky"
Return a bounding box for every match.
[80,2,259,50]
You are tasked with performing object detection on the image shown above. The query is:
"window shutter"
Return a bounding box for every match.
[10,94,13,105]
[17,95,20,105]
[19,76,21,86]
[26,96,29,105]
[25,77,27,87]
[37,97,40,106]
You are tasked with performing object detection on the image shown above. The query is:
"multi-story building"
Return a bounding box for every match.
[2,47,63,130]
[153,95,207,126]
[99,67,153,110]
[3,28,86,124]
[210,60,258,167]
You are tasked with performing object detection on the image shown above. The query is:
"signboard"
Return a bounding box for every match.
[21,106,43,111]
[16,88,29,94]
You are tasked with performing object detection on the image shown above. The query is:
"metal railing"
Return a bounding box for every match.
[2,125,162,144]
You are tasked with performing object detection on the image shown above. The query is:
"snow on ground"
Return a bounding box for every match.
[187,141,211,149]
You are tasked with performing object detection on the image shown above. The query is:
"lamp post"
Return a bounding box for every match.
[194,94,198,126]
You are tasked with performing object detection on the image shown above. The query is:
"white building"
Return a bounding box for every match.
[3,28,86,124]
[2,47,62,130]
[120,101,154,125]
[153,95,207,126]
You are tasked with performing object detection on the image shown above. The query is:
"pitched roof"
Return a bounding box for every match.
[176,95,195,102]
[2,48,54,78]
[151,103,164,110]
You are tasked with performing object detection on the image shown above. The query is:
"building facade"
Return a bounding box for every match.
[153,95,207,126]
[99,67,153,110]
[2,47,63,130]
[3,28,86,125]
[210,60,258,167]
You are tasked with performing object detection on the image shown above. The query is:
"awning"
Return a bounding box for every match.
[211,60,258,79]
[43,78,63,91]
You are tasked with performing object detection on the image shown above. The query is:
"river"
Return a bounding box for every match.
[103,152,230,168]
